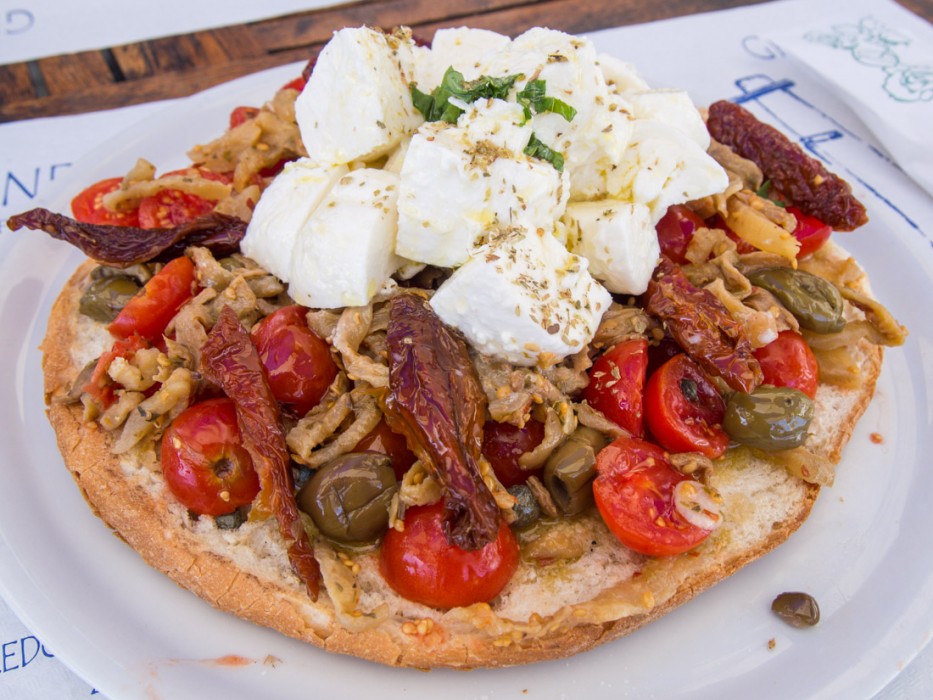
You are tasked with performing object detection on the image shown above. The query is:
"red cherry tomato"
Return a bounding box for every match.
[379,502,519,609]
[281,76,307,92]
[787,206,832,259]
[583,339,648,436]
[655,204,706,264]
[644,354,729,458]
[356,418,417,480]
[594,437,713,556]
[753,330,819,399]
[229,106,260,130]
[138,168,229,229]
[250,305,338,417]
[108,256,196,341]
[161,398,260,516]
[71,177,140,227]
[83,334,150,408]
[481,419,545,488]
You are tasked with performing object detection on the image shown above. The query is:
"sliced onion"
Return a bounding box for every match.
[673,480,724,531]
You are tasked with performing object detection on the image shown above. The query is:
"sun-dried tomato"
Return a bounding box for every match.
[707,101,867,232]
[6,208,246,267]
[384,293,500,551]
[644,257,763,393]
[200,305,320,599]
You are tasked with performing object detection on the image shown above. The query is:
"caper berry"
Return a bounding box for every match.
[543,427,607,516]
[747,267,845,334]
[297,453,398,545]
[508,484,541,529]
[79,275,141,322]
[771,591,820,628]
[723,386,814,451]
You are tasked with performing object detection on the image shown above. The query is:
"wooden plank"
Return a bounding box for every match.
[36,52,114,96]
[111,43,155,81]
[0,63,36,104]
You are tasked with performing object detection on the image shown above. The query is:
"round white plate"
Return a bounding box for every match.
[1,62,932,700]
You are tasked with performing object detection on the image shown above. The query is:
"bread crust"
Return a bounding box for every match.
[40,247,882,669]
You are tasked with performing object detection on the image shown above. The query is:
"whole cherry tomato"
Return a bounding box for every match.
[356,418,417,480]
[753,330,819,399]
[138,168,230,229]
[583,339,648,436]
[655,204,706,264]
[593,437,716,556]
[71,177,140,227]
[644,354,729,458]
[787,206,832,259]
[379,502,519,609]
[108,256,196,341]
[481,419,545,488]
[250,305,338,417]
[161,398,260,516]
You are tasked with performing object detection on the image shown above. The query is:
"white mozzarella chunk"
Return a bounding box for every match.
[289,169,403,308]
[627,89,711,149]
[613,119,728,223]
[412,27,512,89]
[597,53,651,93]
[565,94,635,200]
[430,227,612,366]
[295,27,423,166]
[564,200,659,295]
[396,100,568,268]
[240,159,348,283]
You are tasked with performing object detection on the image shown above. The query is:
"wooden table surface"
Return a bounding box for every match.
[1,0,931,122]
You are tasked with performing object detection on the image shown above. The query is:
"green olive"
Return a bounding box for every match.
[746,267,845,334]
[297,453,398,545]
[543,427,607,516]
[508,484,541,529]
[79,276,141,322]
[723,386,814,451]
[771,591,820,628]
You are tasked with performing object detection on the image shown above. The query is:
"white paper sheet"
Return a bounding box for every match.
[0,0,340,65]
[1,1,931,698]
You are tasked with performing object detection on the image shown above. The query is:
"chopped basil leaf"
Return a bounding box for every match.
[524,133,565,171]
[410,67,523,124]
[517,79,577,123]
[757,180,786,208]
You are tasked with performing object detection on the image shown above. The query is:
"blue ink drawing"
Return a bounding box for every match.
[729,74,928,246]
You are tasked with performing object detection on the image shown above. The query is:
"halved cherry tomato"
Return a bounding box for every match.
[83,334,150,409]
[656,204,706,264]
[71,177,140,227]
[137,168,230,229]
[161,398,260,516]
[250,305,338,417]
[753,330,819,399]
[229,106,260,130]
[108,256,196,341]
[593,437,713,556]
[787,206,832,259]
[356,418,417,480]
[281,76,307,92]
[481,419,545,488]
[379,501,519,609]
[644,354,729,458]
[583,339,648,436]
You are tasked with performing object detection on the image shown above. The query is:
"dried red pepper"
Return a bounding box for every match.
[384,293,500,551]
[200,305,320,599]
[6,208,246,267]
[645,257,763,393]
[707,100,868,231]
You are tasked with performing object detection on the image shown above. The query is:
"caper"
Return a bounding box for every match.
[746,267,845,333]
[79,275,141,322]
[508,484,541,529]
[543,427,607,516]
[296,453,398,545]
[723,386,814,451]
[771,591,820,628]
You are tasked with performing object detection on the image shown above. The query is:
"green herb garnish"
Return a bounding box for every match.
[411,67,523,124]
[757,180,786,207]
[524,133,565,172]
[516,79,577,123]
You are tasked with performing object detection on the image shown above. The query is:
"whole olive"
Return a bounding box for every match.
[79,275,141,322]
[771,591,820,628]
[297,453,398,545]
[543,427,607,516]
[746,267,845,334]
[508,484,541,529]
[723,386,814,451]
